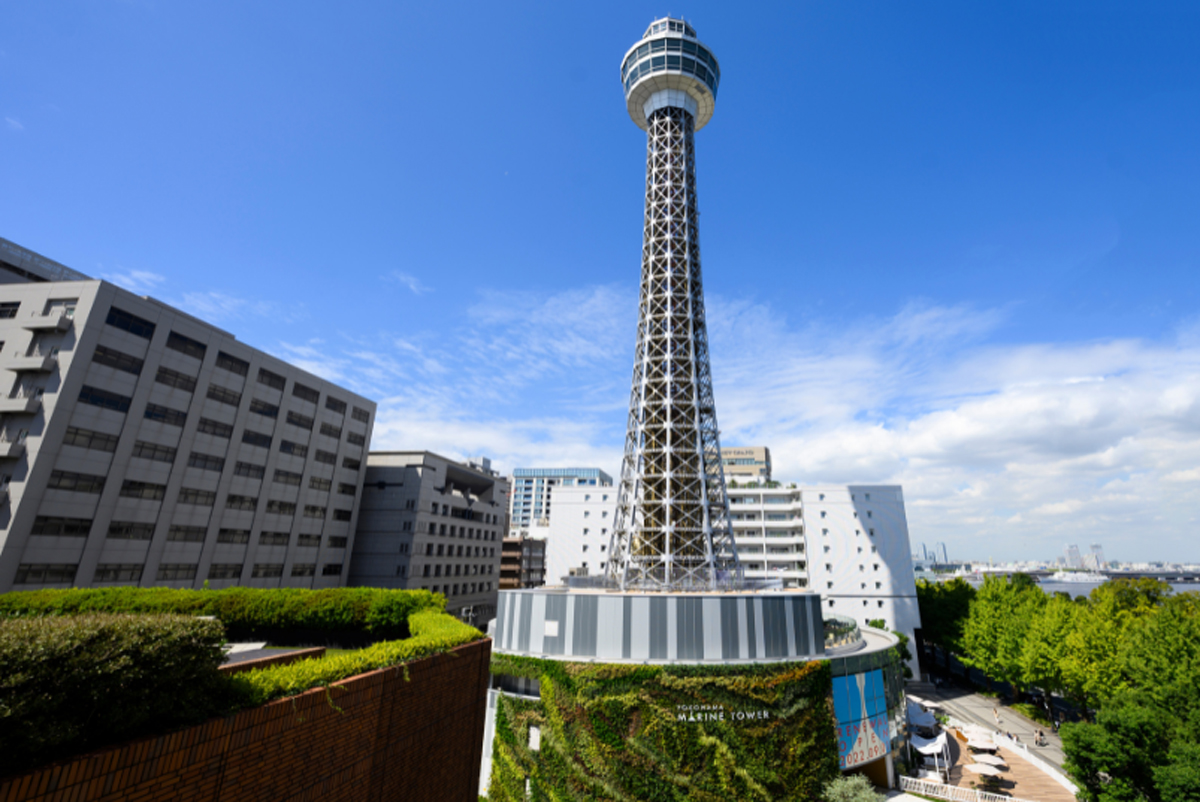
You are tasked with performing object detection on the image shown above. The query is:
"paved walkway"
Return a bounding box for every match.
[907,681,1067,769]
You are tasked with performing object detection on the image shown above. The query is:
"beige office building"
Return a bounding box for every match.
[0,240,376,592]
[721,446,771,483]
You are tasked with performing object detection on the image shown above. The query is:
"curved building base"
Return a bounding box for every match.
[480,588,909,799]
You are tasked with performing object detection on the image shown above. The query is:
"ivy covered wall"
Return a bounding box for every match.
[487,654,840,802]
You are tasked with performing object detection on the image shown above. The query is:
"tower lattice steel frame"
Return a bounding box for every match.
[607,18,740,591]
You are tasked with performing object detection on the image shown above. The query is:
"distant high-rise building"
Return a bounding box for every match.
[507,467,612,534]
[721,446,772,483]
[1086,543,1107,571]
[1065,544,1084,569]
[937,542,949,563]
[499,535,546,589]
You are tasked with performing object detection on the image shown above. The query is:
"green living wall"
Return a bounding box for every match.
[488,654,839,802]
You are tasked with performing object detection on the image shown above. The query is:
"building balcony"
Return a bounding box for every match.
[0,433,25,459]
[0,395,41,414]
[6,351,57,373]
[22,310,72,332]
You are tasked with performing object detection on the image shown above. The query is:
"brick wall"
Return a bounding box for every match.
[0,639,492,802]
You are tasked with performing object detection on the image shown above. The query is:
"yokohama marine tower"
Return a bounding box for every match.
[608,18,740,591]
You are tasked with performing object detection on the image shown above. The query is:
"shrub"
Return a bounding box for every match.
[823,773,884,802]
[0,614,231,776]
[0,587,444,642]
[231,610,483,706]
[1011,701,1053,727]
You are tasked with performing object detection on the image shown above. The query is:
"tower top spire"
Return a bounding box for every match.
[620,17,720,131]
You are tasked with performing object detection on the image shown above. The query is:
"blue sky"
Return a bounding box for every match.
[3,1,1199,562]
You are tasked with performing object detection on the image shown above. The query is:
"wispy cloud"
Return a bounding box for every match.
[5,117,23,131]
[385,271,433,295]
[102,268,166,294]
[278,283,1200,562]
[176,291,308,325]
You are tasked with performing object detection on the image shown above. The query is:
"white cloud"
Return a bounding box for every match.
[278,285,1200,563]
[177,291,307,325]
[4,117,22,131]
[101,268,166,294]
[385,271,433,295]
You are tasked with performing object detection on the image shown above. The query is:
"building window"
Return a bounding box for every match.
[215,351,249,376]
[92,345,143,375]
[266,500,296,515]
[274,469,303,486]
[346,432,365,446]
[32,516,93,536]
[107,308,156,339]
[292,383,319,404]
[242,430,273,449]
[14,563,77,584]
[251,563,283,579]
[249,398,279,418]
[259,531,290,546]
[304,505,326,519]
[336,482,356,496]
[79,385,133,413]
[313,449,337,465]
[322,563,343,576]
[197,417,234,438]
[218,528,251,544]
[333,509,352,522]
[291,564,316,577]
[279,440,308,458]
[156,563,197,581]
[144,403,188,427]
[167,525,207,542]
[208,564,242,580]
[342,457,361,471]
[206,384,241,407]
[226,494,258,511]
[234,461,265,479]
[176,487,216,506]
[329,536,347,548]
[320,422,342,439]
[155,366,197,392]
[94,563,143,583]
[165,331,206,359]
[309,476,332,491]
[325,396,347,414]
[63,426,119,452]
[297,534,321,547]
[49,470,106,494]
[187,451,225,472]
[286,410,314,430]
[351,406,370,423]
[107,521,154,540]
[0,302,19,319]
[257,367,286,390]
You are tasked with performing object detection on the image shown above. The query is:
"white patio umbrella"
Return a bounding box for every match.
[973,754,1007,767]
[966,738,998,751]
[964,764,1003,777]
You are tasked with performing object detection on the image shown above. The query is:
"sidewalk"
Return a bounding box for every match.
[906,680,1068,770]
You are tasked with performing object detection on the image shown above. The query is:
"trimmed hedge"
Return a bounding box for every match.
[0,614,231,776]
[231,609,484,706]
[0,586,444,642]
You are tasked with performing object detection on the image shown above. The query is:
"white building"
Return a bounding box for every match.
[535,482,920,648]
[508,467,611,536]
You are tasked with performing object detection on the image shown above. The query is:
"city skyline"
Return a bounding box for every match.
[4,2,1199,563]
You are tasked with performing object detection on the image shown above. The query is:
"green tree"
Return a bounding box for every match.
[959,574,1045,693]
[1061,579,1171,711]
[1062,693,1170,802]
[1155,741,1200,802]
[915,577,975,671]
[1020,594,1081,706]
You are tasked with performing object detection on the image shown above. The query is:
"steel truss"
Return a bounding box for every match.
[607,106,740,591]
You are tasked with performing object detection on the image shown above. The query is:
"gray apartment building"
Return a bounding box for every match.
[349,452,509,625]
[0,241,376,592]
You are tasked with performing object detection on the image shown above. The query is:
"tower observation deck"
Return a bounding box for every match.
[607,18,739,591]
